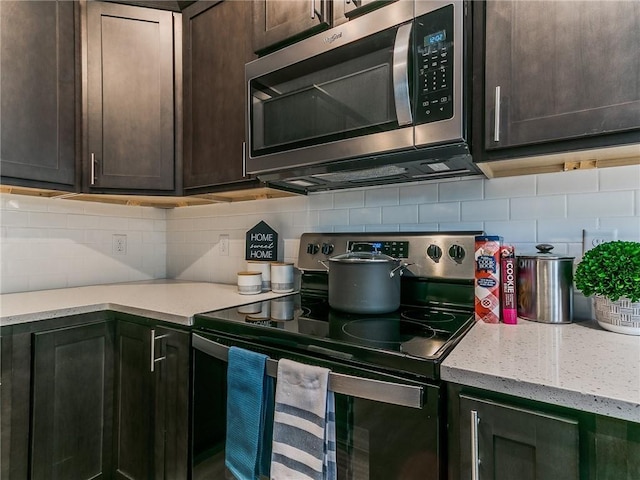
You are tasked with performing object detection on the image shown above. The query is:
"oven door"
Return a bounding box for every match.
[246,1,415,174]
[192,332,445,480]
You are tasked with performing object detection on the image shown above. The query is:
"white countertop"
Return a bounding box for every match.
[441,319,640,423]
[0,280,290,326]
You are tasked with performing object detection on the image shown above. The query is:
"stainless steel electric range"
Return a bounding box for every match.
[191,232,481,480]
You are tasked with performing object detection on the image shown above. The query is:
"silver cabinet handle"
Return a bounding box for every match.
[192,333,423,409]
[242,141,247,177]
[392,22,413,127]
[471,409,480,480]
[90,153,96,186]
[150,329,169,372]
[310,0,315,19]
[494,86,501,142]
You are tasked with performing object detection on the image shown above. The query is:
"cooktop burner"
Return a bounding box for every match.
[194,292,474,379]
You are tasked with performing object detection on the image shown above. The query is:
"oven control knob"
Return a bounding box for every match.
[448,244,466,263]
[321,243,334,255]
[306,243,320,255]
[427,244,442,261]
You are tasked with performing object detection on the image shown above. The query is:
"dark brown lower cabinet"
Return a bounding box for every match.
[31,321,115,480]
[458,395,579,480]
[113,319,190,480]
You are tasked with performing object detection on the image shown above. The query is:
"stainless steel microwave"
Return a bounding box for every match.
[245,0,479,193]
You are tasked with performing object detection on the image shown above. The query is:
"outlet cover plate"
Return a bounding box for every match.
[112,234,127,255]
[582,229,617,253]
[219,234,229,256]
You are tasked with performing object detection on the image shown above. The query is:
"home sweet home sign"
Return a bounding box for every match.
[245,221,278,261]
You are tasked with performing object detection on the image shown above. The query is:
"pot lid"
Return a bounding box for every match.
[518,243,575,260]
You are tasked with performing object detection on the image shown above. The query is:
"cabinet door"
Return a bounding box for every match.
[485,1,640,150]
[113,321,154,480]
[182,1,258,190]
[153,326,190,480]
[113,321,190,480]
[459,395,579,480]
[252,0,330,54]
[0,330,31,480]
[0,1,78,188]
[31,322,114,480]
[86,2,175,191]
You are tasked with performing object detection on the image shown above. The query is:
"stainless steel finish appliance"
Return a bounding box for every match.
[245,0,479,193]
[191,231,480,479]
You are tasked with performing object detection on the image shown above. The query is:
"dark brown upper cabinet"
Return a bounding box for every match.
[85,1,178,193]
[182,0,259,192]
[0,1,79,190]
[484,1,640,152]
[252,0,331,55]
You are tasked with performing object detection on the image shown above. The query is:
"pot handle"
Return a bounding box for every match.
[390,262,413,278]
[318,260,329,271]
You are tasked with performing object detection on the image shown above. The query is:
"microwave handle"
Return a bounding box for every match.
[192,333,423,409]
[392,22,413,127]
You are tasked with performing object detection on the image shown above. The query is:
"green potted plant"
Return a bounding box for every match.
[575,240,640,335]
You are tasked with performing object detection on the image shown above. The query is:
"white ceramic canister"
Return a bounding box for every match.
[236,271,262,295]
[247,260,271,291]
[271,262,295,293]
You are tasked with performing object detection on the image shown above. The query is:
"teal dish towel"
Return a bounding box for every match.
[225,346,274,480]
[270,359,336,480]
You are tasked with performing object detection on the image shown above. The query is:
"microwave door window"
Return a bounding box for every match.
[250,26,404,157]
[262,64,392,148]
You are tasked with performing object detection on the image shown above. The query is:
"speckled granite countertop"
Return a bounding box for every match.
[0,280,291,326]
[441,319,640,423]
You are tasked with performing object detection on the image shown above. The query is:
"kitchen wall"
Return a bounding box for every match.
[0,194,166,293]
[1,164,639,296]
[166,165,640,285]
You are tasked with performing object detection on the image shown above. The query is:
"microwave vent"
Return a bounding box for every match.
[311,165,408,183]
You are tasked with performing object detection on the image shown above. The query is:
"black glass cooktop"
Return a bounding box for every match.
[194,293,474,380]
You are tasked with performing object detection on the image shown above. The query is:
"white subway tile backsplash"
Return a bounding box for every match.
[461,199,509,222]
[333,190,364,209]
[567,191,635,217]
[598,165,640,191]
[319,209,349,227]
[399,183,438,205]
[510,195,566,220]
[382,205,418,224]
[484,175,536,199]
[537,169,598,195]
[365,187,399,206]
[28,212,67,228]
[419,202,460,223]
[349,207,382,225]
[537,218,599,243]
[484,220,537,243]
[438,178,483,202]
[3,163,640,294]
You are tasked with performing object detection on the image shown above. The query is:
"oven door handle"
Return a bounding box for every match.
[192,333,424,409]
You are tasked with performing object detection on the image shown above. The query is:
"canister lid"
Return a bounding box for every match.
[518,243,575,260]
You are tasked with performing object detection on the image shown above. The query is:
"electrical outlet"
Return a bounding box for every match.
[112,234,127,255]
[219,234,229,256]
[582,229,617,253]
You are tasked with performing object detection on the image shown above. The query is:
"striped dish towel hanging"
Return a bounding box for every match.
[270,359,336,480]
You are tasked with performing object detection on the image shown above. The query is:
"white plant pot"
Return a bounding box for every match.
[593,295,640,336]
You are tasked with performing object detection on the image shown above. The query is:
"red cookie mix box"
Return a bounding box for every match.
[474,236,503,323]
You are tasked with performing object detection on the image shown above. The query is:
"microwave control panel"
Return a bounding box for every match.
[414,5,454,125]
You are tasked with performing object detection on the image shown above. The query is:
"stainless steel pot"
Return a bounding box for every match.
[321,244,407,314]
[517,244,574,324]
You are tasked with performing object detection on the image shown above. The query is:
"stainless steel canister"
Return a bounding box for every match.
[516,244,575,324]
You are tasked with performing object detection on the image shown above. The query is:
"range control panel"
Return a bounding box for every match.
[298,231,481,280]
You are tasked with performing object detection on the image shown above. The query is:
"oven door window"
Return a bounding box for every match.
[250,24,411,158]
[192,348,441,480]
